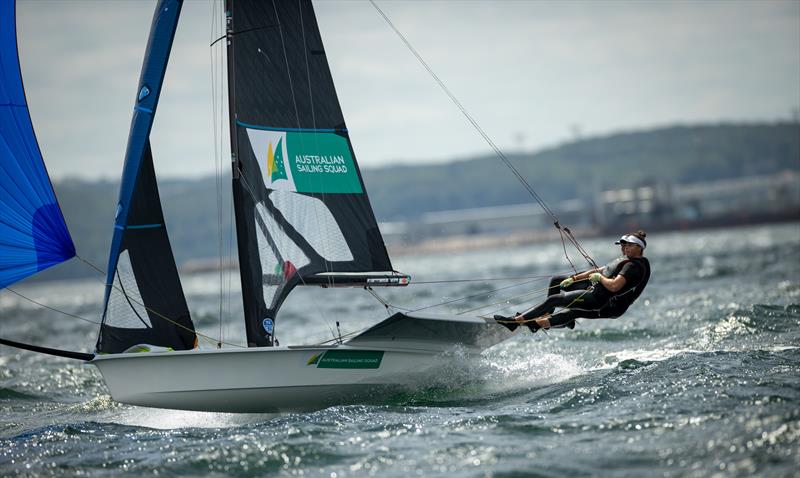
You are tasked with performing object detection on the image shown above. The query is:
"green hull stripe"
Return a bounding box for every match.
[316,350,384,369]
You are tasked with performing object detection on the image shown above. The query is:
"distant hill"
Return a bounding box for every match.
[362,122,800,219]
[40,122,799,281]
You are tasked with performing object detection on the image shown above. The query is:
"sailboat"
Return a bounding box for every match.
[1,0,512,412]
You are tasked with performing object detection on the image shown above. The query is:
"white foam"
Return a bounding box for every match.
[480,341,586,395]
[599,348,705,369]
[600,344,799,370]
[103,407,278,429]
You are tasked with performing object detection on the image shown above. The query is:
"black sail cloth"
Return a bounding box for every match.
[98,143,196,353]
[97,0,196,353]
[227,0,395,346]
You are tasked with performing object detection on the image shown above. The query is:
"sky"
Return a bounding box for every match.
[15,0,800,181]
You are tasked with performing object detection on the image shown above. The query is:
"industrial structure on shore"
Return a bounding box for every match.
[380,170,800,245]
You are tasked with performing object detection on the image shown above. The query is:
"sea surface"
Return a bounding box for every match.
[1,223,799,477]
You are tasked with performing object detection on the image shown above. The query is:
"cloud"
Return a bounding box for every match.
[14,0,800,179]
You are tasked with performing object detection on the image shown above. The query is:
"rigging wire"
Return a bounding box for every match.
[407,277,546,314]
[363,272,569,315]
[408,274,559,285]
[360,269,580,317]
[208,0,236,346]
[296,0,340,335]
[368,0,598,271]
[77,255,244,349]
[490,287,592,325]
[219,0,236,347]
[4,288,101,326]
[457,283,556,316]
[365,286,407,314]
[210,0,225,347]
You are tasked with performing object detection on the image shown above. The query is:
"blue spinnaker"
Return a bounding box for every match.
[0,1,75,288]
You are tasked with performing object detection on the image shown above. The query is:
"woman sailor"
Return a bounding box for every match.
[495,230,651,332]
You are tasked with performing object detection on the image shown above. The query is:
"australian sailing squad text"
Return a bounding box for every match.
[295,154,348,173]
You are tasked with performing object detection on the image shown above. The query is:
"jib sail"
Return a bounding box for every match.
[96,0,196,353]
[226,0,408,347]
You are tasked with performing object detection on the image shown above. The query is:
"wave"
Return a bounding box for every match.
[686,304,800,350]
[566,326,668,342]
[0,387,41,401]
[354,344,592,408]
[600,347,705,368]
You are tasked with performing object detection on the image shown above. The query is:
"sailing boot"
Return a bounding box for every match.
[526,319,541,334]
[494,314,519,332]
[525,313,554,334]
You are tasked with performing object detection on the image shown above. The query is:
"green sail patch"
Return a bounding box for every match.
[286,132,362,194]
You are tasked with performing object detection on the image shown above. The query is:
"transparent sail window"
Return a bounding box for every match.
[270,190,354,262]
[255,202,311,308]
[104,249,152,329]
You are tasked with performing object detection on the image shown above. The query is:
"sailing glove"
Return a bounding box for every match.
[589,272,602,284]
[559,277,574,288]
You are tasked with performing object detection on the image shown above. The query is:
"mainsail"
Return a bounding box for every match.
[226,0,407,347]
[96,0,195,353]
[0,0,75,288]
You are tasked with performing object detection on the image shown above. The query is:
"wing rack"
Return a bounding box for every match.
[302,272,411,288]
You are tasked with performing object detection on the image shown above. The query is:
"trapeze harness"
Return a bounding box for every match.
[519,256,651,329]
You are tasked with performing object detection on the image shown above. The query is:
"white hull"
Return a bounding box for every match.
[91,313,513,412]
[94,345,444,412]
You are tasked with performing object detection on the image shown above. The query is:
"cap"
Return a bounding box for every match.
[614,234,646,249]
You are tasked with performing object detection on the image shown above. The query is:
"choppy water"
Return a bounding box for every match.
[1,223,799,477]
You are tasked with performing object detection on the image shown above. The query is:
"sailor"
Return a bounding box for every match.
[495,230,651,332]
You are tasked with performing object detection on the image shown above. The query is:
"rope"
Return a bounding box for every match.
[457,283,555,316]
[4,288,101,326]
[365,286,407,314]
[369,0,598,270]
[558,224,598,269]
[209,0,228,347]
[320,281,595,345]
[296,0,341,334]
[558,229,579,275]
[491,285,593,326]
[362,271,578,316]
[407,278,540,314]
[312,327,364,346]
[76,254,245,349]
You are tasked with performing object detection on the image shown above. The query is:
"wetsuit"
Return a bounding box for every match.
[521,256,651,329]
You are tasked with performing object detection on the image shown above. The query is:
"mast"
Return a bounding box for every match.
[225,0,268,346]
